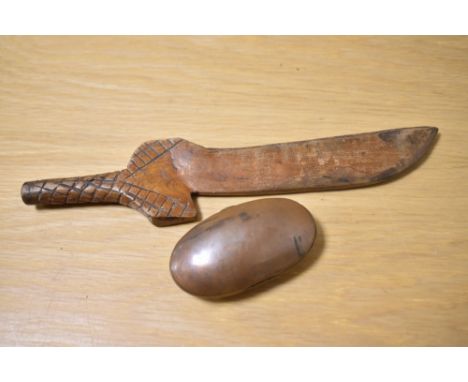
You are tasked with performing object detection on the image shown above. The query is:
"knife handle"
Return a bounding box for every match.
[21,171,122,206]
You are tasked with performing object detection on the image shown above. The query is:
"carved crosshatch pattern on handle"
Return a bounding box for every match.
[21,138,198,226]
[123,138,182,179]
[118,138,197,224]
[20,171,122,206]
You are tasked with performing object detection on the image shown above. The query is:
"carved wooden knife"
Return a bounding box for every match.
[21,126,438,226]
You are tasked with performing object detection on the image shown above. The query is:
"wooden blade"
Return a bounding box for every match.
[174,126,438,194]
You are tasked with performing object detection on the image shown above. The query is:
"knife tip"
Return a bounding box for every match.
[423,126,439,145]
[407,126,439,165]
[422,125,438,134]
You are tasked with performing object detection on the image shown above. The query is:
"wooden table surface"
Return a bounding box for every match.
[1,36,467,346]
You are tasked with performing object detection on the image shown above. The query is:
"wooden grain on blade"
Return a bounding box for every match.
[175,126,438,194]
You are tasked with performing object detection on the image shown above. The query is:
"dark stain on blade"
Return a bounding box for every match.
[371,167,398,183]
[371,127,438,184]
[406,132,418,145]
[406,127,439,160]
[409,126,438,147]
[378,129,401,143]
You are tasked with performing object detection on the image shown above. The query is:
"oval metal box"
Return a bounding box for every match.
[170,198,316,298]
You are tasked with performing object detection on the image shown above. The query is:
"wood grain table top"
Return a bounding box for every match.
[1,36,467,346]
